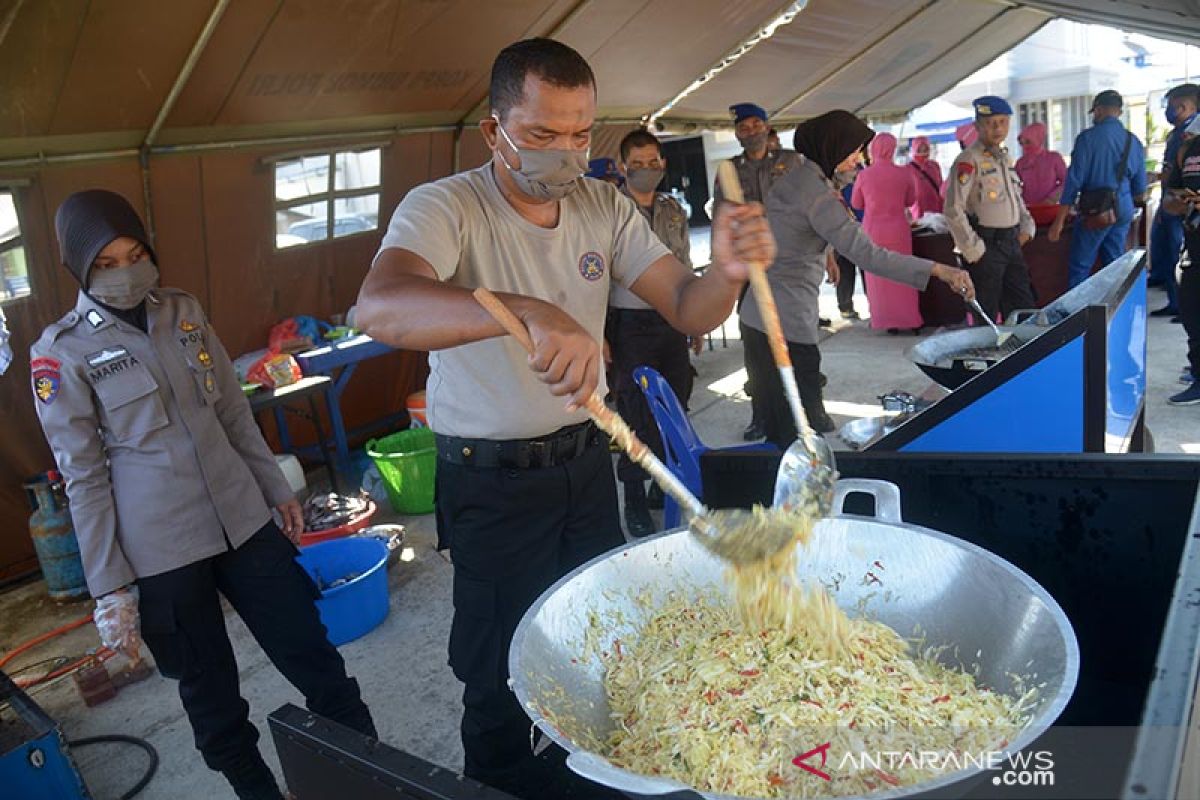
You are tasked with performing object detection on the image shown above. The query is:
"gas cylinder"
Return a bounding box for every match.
[24,471,89,601]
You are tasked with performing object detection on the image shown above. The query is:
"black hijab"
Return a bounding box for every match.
[55,189,157,331]
[792,110,875,179]
[54,189,156,291]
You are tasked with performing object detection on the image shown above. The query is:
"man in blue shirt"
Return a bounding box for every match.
[1050,90,1147,288]
[1149,84,1198,317]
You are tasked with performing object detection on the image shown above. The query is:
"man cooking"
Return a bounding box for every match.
[355,38,774,800]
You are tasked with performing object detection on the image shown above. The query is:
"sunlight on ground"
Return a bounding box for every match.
[706,367,749,398]
[1181,443,1200,455]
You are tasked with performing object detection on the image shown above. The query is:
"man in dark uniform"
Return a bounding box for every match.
[1148,84,1198,314]
[606,128,694,537]
[356,39,774,800]
[943,95,1038,323]
[1049,90,1147,288]
[714,102,801,440]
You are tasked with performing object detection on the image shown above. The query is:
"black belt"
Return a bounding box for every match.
[970,221,1020,240]
[436,421,600,469]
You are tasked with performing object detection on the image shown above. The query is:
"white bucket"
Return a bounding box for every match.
[274,454,306,495]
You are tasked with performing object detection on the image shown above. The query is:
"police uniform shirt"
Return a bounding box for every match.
[375,164,669,439]
[744,157,933,345]
[713,149,802,205]
[944,140,1036,263]
[609,188,691,311]
[30,290,295,598]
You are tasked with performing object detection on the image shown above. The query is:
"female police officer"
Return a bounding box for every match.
[31,190,375,800]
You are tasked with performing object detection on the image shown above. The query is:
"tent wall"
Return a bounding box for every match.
[0,131,454,583]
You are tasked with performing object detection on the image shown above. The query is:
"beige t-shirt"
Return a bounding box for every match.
[376,164,669,439]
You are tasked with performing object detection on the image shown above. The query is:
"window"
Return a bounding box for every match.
[0,191,29,304]
[274,148,382,249]
[1019,101,1048,130]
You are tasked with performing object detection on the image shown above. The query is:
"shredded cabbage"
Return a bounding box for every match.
[595,590,1033,797]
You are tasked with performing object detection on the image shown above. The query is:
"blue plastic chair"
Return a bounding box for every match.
[633,366,777,529]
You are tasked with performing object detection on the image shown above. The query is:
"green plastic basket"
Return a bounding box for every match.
[366,428,436,514]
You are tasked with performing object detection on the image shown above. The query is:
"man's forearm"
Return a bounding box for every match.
[357,272,535,351]
[670,269,743,336]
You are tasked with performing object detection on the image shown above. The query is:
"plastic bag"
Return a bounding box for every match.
[94,587,143,658]
[247,352,302,389]
[268,318,311,353]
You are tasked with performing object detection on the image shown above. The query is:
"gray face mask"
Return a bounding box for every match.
[493,115,588,200]
[737,131,769,153]
[625,167,665,194]
[88,258,159,309]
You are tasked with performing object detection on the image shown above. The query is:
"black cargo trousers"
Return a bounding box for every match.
[136,521,376,797]
[605,307,693,484]
[961,224,1038,324]
[434,423,625,800]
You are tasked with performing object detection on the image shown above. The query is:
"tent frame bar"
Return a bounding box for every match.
[141,0,231,242]
[647,0,809,125]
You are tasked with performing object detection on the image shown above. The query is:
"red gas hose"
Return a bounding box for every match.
[1,611,114,688]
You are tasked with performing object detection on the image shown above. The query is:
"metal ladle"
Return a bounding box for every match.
[473,288,799,565]
[715,162,838,527]
[966,294,1012,347]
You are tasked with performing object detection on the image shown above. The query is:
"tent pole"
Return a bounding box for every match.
[452,124,463,174]
[145,0,231,149]
[0,0,27,51]
[646,0,809,126]
[140,148,156,245]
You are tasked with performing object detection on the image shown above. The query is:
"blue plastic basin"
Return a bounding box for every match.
[296,537,390,646]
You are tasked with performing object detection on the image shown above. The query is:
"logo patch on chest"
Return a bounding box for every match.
[578,251,606,282]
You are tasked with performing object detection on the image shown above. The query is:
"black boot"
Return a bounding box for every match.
[222,750,284,800]
[623,481,656,538]
[798,375,835,434]
[742,404,766,440]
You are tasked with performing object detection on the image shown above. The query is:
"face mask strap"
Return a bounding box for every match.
[492,114,522,173]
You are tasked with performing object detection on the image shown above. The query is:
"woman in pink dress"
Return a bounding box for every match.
[852,133,923,333]
[1015,122,1067,205]
[908,135,943,216]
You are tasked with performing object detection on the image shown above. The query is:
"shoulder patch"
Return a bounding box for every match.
[956,162,975,185]
[31,358,62,405]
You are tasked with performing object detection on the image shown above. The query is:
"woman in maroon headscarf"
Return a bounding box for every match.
[851,132,924,333]
[1015,122,1067,205]
[908,135,943,216]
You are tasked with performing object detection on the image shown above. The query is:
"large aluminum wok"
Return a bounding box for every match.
[509,479,1079,799]
[907,251,1145,390]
